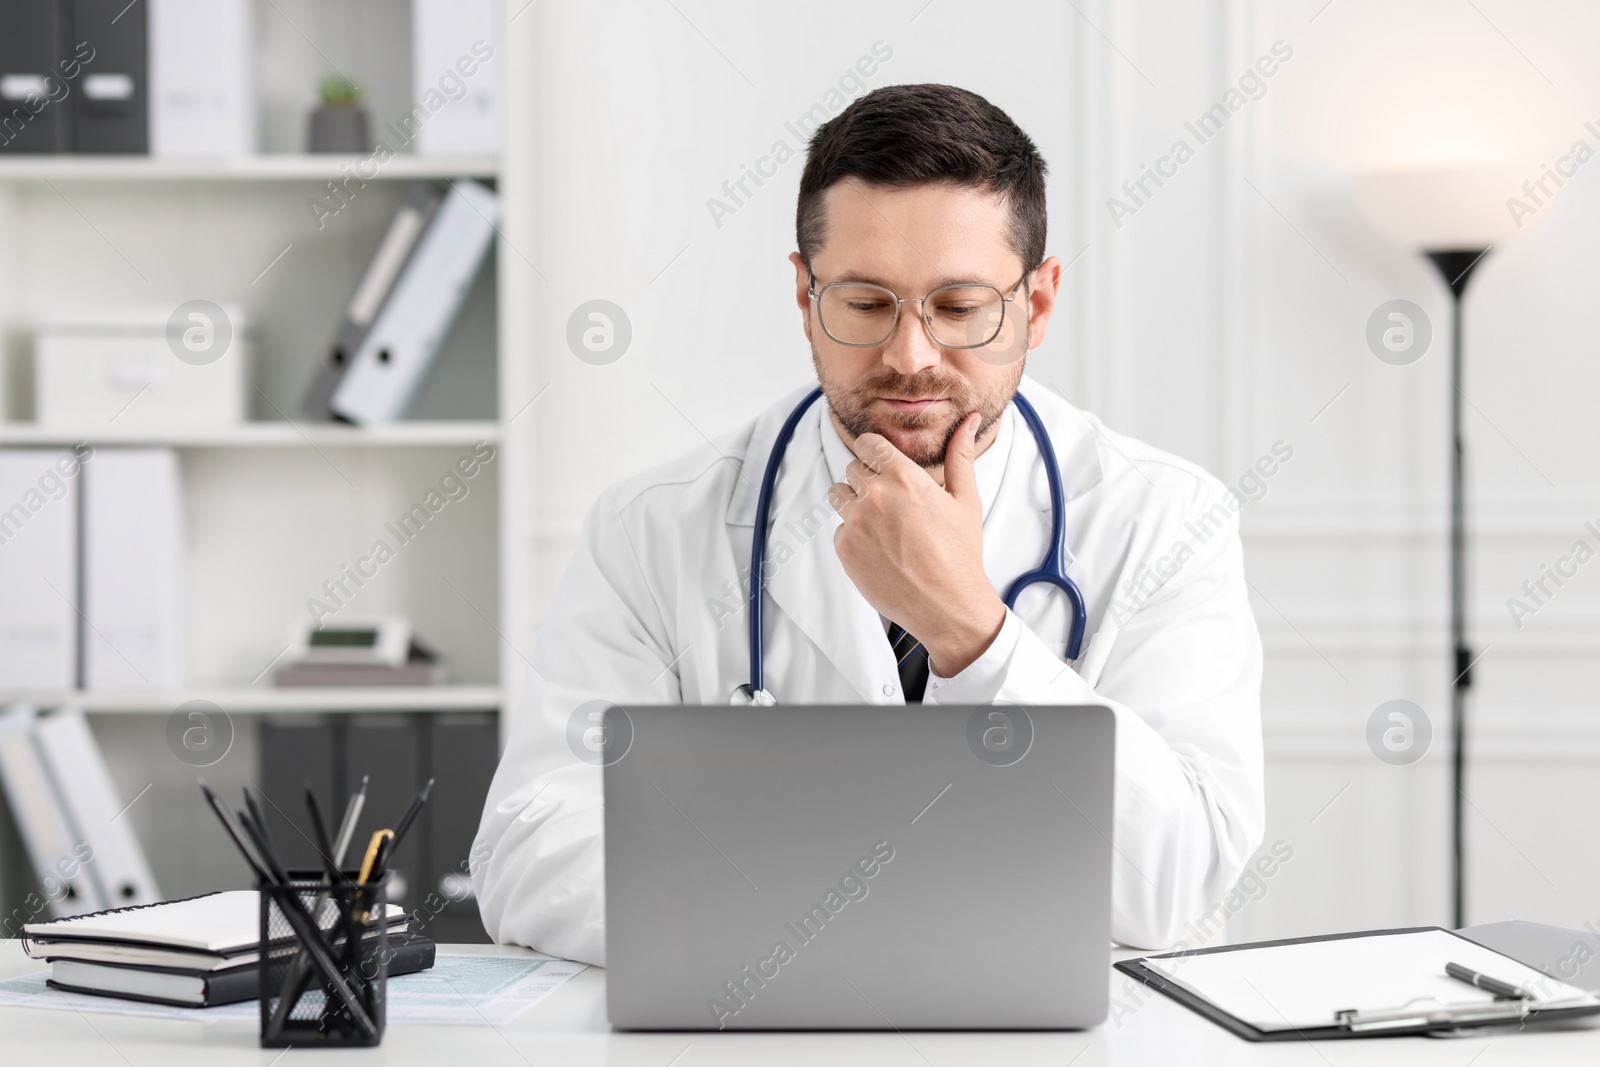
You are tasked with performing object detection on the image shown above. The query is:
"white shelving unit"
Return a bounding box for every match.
[3,686,503,715]
[0,0,534,920]
[0,9,519,720]
[0,155,499,183]
[0,420,501,447]
[0,145,508,711]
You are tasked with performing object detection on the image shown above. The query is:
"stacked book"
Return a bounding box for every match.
[22,891,434,1008]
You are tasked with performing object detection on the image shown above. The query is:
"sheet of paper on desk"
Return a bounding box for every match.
[366,954,589,1026]
[1145,929,1600,1031]
[0,954,587,1027]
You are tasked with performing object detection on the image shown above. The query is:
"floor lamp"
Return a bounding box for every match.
[1426,246,1487,931]
[1354,168,1523,930]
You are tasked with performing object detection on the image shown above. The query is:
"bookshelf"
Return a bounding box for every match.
[0,0,529,915]
[0,420,500,447]
[0,155,499,183]
[0,167,506,698]
[3,686,502,715]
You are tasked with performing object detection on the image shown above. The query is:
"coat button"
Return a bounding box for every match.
[882,683,895,696]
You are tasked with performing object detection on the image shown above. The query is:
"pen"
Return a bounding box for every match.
[238,805,292,887]
[1446,961,1530,1000]
[242,787,280,870]
[305,783,343,885]
[333,775,369,867]
[272,784,351,1030]
[368,834,396,884]
[353,828,395,926]
[391,777,434,851]
[198,783,273,885]
[358,829,394,885]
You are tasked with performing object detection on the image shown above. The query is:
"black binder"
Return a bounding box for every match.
[0,0,73,153]
[259,712,499,942]
[69,0,147,153]
[1115,926,1600,1041]
[423,713,497,944]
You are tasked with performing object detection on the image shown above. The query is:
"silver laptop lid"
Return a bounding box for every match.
[604,704,1114,1030]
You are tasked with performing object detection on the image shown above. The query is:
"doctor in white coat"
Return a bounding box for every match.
[473,84,1264,967]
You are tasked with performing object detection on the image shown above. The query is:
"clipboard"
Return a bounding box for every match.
[1115,926,1600,1041]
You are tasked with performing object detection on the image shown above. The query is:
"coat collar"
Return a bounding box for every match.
[721,376,1107,703]
[726,376,1107,528]
[739,390,892,702]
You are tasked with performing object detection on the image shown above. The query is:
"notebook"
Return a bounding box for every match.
[47,932,436,1008]
[22,891,407,967]
[1118,927,1600,1040]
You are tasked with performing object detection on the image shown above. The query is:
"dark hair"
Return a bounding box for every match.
[796,83,1047,272]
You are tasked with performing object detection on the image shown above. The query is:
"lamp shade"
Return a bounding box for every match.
[1352,166,1535,250]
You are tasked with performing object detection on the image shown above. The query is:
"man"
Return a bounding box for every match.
[473,84,1263,966]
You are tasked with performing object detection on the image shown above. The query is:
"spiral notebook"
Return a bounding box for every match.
[47,933,436,1008]
[1117,927,1600,1040]
[22,891,407,969]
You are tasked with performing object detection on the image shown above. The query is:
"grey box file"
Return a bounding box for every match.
[69,0,147,153]
[0,0,73,153]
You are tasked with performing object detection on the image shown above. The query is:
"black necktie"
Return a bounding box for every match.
[887,622,929,703]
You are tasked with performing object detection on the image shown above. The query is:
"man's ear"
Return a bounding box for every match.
[1026,255,1063,351]
[789,251,814,344]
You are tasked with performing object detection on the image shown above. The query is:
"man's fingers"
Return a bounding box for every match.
[850,431,902,474]
[942,412,982,501]
[844,459,874,498]
[827,481,858,513]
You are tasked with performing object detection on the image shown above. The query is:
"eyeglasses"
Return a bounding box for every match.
[808,272,1028,349]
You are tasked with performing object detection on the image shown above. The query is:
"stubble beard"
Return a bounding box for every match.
[812,349,1026,468]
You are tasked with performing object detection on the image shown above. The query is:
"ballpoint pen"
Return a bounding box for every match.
[198,784,273,884]
[351,829,395,925]
[1446,961,1531,1001]
[333,776,369,867]
[305,783,344,885]
[242,787,279,867]
[391,777,434,852]
[237,806,291,887]
[358,829,395,885]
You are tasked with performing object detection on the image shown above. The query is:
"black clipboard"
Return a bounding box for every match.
[1115,926,1600,1041]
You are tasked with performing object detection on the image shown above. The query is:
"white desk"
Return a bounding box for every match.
[2,941,1598,1065]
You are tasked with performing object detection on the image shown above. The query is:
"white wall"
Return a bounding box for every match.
[513,0,1081,558]
[1231,0,1600,938]
[507,0,1600,940]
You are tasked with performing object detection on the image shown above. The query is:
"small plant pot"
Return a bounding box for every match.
[308,107,370,153]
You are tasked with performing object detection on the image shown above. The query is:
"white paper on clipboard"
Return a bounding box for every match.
[1144,929,1600,1032]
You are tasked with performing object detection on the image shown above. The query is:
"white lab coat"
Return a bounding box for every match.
[473,376,1264,966]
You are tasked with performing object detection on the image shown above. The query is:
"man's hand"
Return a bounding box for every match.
[828,413,1006,678]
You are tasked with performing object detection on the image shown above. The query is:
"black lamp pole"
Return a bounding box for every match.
[1424,247,1489,931]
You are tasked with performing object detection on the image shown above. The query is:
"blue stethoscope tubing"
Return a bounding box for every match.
[741,386,1087,703]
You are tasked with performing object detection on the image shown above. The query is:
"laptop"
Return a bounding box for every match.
[603,703,1115,1030]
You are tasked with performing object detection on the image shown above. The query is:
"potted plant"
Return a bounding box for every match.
[308,75,370,153]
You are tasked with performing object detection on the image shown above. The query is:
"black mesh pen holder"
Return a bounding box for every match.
[259,871,388,1048]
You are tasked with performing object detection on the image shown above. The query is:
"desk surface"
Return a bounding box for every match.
[2,941,1597,1065]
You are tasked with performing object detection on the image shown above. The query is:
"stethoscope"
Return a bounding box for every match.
[733,386,1087,705]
